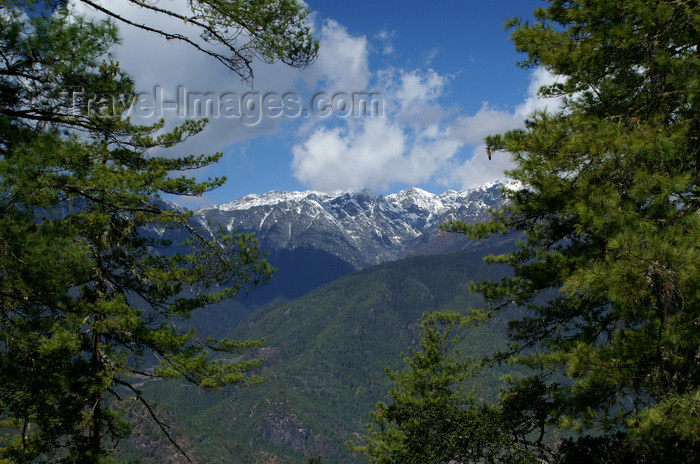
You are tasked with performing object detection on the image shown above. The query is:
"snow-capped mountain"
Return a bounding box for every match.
[193,180,517,269]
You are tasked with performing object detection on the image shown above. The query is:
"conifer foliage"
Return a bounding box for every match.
[0,1,316,461]
[360,0,700,462]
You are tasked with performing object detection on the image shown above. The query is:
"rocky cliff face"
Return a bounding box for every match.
[255,413,310,453]
[192,180,518,269]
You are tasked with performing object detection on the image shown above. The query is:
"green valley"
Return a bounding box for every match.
[120,236,517,463]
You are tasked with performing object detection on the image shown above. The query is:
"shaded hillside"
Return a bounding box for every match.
[188,246,356,339]
[150,182,517,339]
[120,235,518,463]
[244,247,356,307]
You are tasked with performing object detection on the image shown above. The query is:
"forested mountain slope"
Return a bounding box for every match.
[119,234,518,463]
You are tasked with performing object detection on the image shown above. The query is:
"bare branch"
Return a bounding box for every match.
[79,0,253,81]
[113,377,193,464]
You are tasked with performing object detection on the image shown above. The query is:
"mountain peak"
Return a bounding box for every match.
[192,179,512,269]
[398,186,435,197]
[210,190,323,212]
[479,177,523,192]
[200,178,519,213]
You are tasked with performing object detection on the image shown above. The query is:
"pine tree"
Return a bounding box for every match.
[453,0,700,460]
[22,0,319,83]
[360,0,699,462]
[350,313,519,464]
[0,1,316,461]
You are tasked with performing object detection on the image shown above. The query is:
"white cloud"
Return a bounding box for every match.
[70,3,372,157]
[395,69,446,112]
[452,104,520,145]
[292,64,461,191]
[515,66,566,118]
[293,60,564,192]
[71,0,293,157]
[376,29,396,55]
[71,2,564,195]
[304,20,370,91]
[424,47,439,66]
[446,67,566,189]
[292,118,406,191]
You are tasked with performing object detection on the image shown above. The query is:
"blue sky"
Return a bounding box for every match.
[76,0,558,207]
[309,0,540,111]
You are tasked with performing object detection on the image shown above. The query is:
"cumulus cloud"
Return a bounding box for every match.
[292,53,564,192]
[394,69,447,116]
[71,2,564,194]
[71,0,297,157]
[291,59,463,191]
[292,118,406,191]
[304,20,370,91]
[516,66,566,118]
[446,67,565,188]
[70,3,373,156]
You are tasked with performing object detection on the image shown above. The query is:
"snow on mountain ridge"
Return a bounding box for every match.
[191,179,515,268]
[202,179,517,215]
[205,190,329,212]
